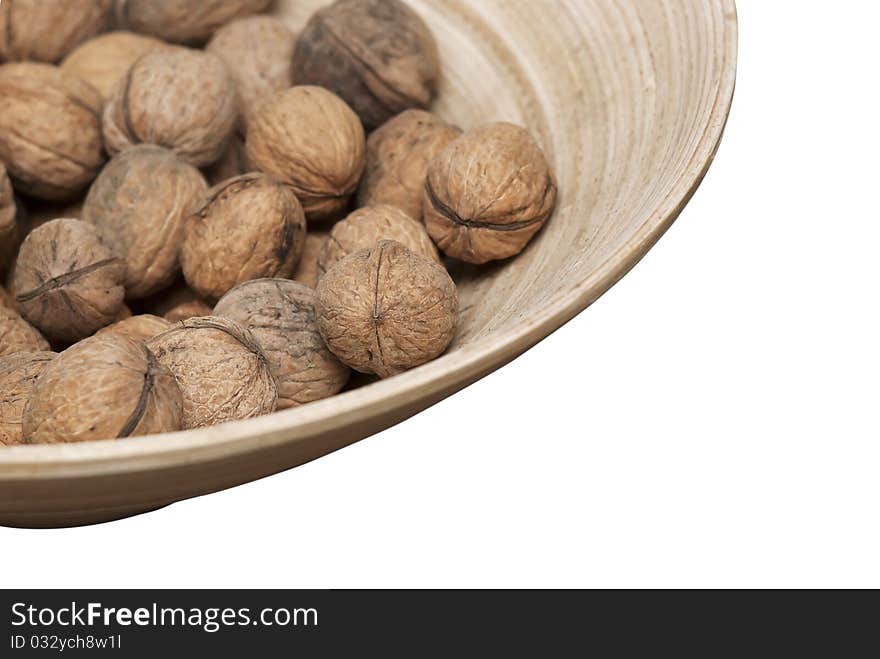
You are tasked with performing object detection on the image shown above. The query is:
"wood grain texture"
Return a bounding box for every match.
[0,0,737,527]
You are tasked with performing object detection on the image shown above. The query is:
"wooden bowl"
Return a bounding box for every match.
[0,0,737,527]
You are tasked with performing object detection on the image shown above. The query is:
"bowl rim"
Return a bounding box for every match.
[0,0,738,479]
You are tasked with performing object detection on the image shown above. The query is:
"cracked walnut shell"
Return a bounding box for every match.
[293,0,439,130]
[103,47,238,167]
[0,0,114,64]
[83,146,208,299]
[0,351,56,445]
[12,219,126,344]
[120,0,273,46]
[315,240,458,378]
[317,204,438,278]
[358,110,461,220]
[0,306,50,357]
[22,333,183,444]
[181,173,306,301]
[423,123,558,264]
[0,62,105,201]
[215,279,350,409]
[147,316,277,429]
[246,86,365,222]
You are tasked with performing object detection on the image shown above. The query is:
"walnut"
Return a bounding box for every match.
[423,123,558,264]
[120,0,272,46]
[12,219,126,344]
[207,16,297,133]
[181,173,306,301]
[0,306,50,357]
[293,0,439,130]
[246,86,365,222]
[0,162,23,277]
[115,304,133,321]
[358,110,460,219]
[203,134,254,186]
[103,47,238,167]
[0,287,10,309]
[317,204,438,278]
[0,351,56,445]
[293,231,329,289]
[147,316,277,428]
[96,314,173,343]
[22,333,183,444]
[60,31,169,102]
[83,146,208,298]
[315,240,457,377]
[0,62,105,201]
[215,279,350,408]
[143,281,212,323]
[0,0,114,64]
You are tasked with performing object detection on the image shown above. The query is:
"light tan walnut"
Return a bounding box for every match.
[293,231,329,289]
[120,0,272,46]
[22,333,182,443]
[246,86,365,222]
[103,47,238,167]
[0,63,105,200]
[0,306,50,357]
[83,145,208,298]
[147,316,277,428]
[423,123,557,264]
[315,240,458,378]
[96,314,173,343]
[0,351,56,445]
[143,282,213,323]
[181,173,306,301]
[12,219,126,344]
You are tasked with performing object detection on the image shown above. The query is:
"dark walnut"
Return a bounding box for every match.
[12,219,126,344]
[0,351,56,445]
[246,86,365,222]
[0,0,114,64]
[315,240,458,378]
[293,0,439,130]
[358,110,460,220]
[0,306,50,357]
[96,314,173,343]
[103,47,238,167]
[61,31,169,102]
[293,231,329,289]
[143,281,213,323]
[22,333,183,444]
[83,146,208,298]
[147,316,277,429]
[182,173,306,301]
[215,279,350,408]
[203,134,254,186]
[423,122,558,264]
[0,62,105,201]
[120,0,273,45]
[317,204,438,277]
[0,287,10,308]
[207,16,297,133]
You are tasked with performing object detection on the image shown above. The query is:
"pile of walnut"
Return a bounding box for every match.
[0,0,557,446]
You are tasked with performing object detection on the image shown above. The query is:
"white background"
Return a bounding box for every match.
[3,1,879,588]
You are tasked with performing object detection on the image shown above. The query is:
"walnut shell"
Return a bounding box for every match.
[0,62,105,201]
[120,0,272,45]
[12,219,126,344]
[181,173,306,301]
[0,351,56,445]
[0,306,50,357]
[317,204,438,278]
[215,279,350,408]
[147,316,277,428]
[315,240,457,378]
[293,231,329,289]
[103,47,238,167]
[83,145,208,298]
[358,110,460,219]
[0,0,114,64]
[207,16,297,133]
[293,0,439,130]
[203,134,254,186]
[0,287,10,309]
[246,86,365,222]
[60,31,169,102]
[96,314,173,343]
[22,333,183,443]
[0,163,23,277]
[143,281,212,323]
[423,123,558,264]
